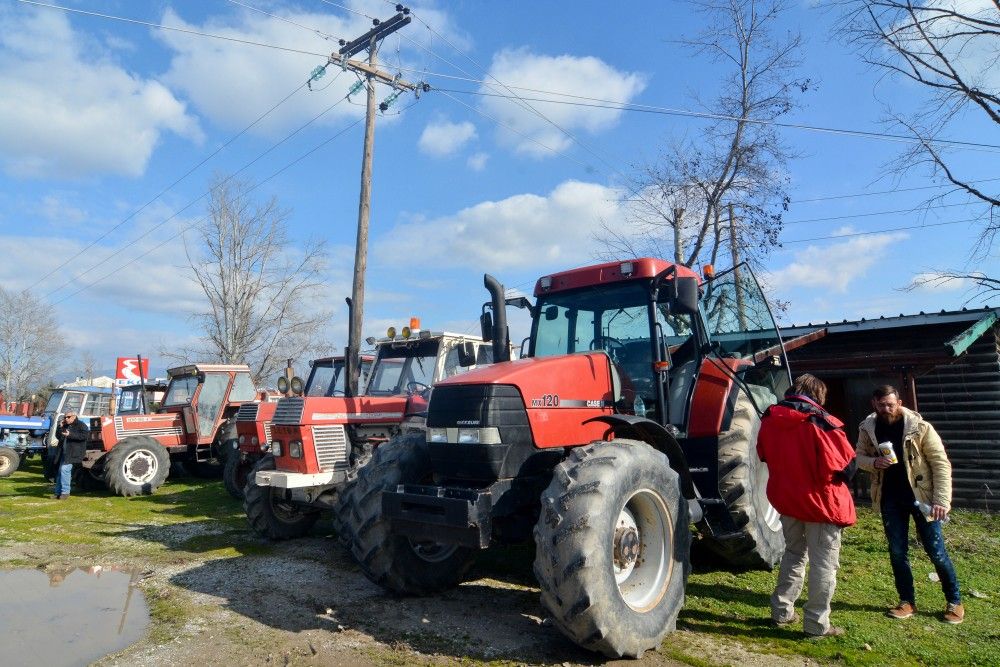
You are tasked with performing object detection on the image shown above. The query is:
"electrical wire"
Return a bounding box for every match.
[28,81,311,291]
[43,91,359,300]
[790,176,1000,204]
[783,199,979,226]
[51,117,365,307]
[781,216,982,245]
[226,0,342,42]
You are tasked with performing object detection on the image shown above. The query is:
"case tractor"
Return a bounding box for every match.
[84,364,257,496]
[243,323,495,540]
[344,258,807,658]
[225,354,373,500]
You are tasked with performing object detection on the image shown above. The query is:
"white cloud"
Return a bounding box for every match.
[418,120,477,157]
[0,7,201,179]
[908,271,972,292]
[376,180,632,270]
[467,152,489,171]
[767,230,910,293]
[479,48,646,157]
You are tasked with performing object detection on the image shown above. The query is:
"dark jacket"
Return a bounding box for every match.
[756,394,857,527]
[56,418,90,465]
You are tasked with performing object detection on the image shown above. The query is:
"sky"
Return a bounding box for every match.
[0,0,997,380]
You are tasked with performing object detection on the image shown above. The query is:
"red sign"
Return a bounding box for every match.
[116,357,150,383]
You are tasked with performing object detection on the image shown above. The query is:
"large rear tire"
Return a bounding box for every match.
[534,440,691,658]
[345,432,476,594]
[243,456,320,539]
[72,462,106,491]
[223,451,257,500]
[0,447,20,477]
[699,389,783,569]
[104,437,170,496]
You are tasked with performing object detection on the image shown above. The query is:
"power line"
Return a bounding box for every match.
[226,0,342,42]
[790,176,1000,204]
[51,117,365,307]
[783,199,980,226]
[29,81,312,291]
[781,217,981,245]
[43,90,359,300]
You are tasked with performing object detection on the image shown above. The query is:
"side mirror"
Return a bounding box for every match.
[673,277,699,315]
[544,305,559,321]
[457,341,477,367]
[480,312,494,342]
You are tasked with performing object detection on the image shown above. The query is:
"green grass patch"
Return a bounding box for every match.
[678,507,1000,666]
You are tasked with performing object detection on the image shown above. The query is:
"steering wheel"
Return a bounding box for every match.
[406,381,431,398]
[590,336,626,360]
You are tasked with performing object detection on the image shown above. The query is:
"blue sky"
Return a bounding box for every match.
[1,0,997,378]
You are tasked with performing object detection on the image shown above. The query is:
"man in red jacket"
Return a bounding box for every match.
[757,374,857,638]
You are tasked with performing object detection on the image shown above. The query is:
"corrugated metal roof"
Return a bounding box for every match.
[782,306,1000,338]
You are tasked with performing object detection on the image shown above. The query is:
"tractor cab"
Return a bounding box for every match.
[158,364,257,446]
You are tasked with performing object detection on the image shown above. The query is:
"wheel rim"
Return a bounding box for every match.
[122,449,158,484]
[268,490,308,523]
[755,451,781,531]
[408,539,458,563]
[0,455,11,474]
[613,488,673,612]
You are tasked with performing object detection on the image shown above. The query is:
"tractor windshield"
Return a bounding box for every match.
[163,375,199,406]
[305,361,339,397]
[702,265,791,401]
[365,339,440,396]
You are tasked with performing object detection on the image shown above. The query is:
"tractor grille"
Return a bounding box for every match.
[114,416,183,439]
[235,403,260,422]
[273,397,304,425]
[312,424,349,471]
[263,422,273,444]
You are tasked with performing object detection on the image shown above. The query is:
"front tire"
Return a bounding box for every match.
[0,447,20,477]
[104,437,170,496]
[223,451,257,500]
[345,432,476,594]
[243,456,320,539]
[534,440,691,659]
[699,388,783,569]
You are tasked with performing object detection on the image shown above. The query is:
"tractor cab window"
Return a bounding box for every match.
[230,373,257,402]
[83,392,112,416]
[366,339,439,395]
[305,362,337,397]
[44,391,65,414]
[702,265,790,406]
[476,344,493,365]
[117,386,144,414]
[61,391,86,416]
[196,373,229,437]
[163,375,199,406]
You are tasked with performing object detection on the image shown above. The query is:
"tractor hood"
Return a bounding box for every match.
[271,394,420,428]
[431,352,619,449]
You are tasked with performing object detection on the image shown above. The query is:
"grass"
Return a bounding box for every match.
[2,457,998,665]
[676,508,1000,666]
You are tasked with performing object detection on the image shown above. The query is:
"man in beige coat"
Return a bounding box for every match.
[855,385,964,624]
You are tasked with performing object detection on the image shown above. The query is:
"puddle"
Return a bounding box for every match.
[0,565,150,667]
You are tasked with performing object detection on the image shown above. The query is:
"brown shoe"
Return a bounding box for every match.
[887,602,916,619]
[57,494,69,500]
[807,626,845,639]
[772,612,800,627]
[943,603,965,624]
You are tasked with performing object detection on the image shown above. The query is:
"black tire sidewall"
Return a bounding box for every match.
[105,437,170,496]
[242,455,319,539]
[0,447,19,477]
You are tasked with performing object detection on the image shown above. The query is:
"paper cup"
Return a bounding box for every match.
[877,441,898,464]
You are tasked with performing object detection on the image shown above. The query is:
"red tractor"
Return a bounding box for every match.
[85,364,257,496]
[224,354,374,500]
[344,258,800,658]
[243,325,496,540]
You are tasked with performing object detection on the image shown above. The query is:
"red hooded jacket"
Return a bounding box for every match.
[756,395,857,527]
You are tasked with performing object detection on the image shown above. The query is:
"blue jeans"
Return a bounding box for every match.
[54,463,73,497]
[881,495,960,605]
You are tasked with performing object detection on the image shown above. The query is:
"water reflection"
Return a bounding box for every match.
[0,564,150,667]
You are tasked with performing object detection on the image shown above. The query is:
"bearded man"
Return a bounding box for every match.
[856,385,964,624]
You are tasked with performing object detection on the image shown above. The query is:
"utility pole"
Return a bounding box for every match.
[672,208,684,265]
[324,6,422,396]
[728,203,747,329]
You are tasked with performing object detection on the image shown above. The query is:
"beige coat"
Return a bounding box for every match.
[855,406,952,512]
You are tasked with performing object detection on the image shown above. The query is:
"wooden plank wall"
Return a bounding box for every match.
[916,324,1000,511]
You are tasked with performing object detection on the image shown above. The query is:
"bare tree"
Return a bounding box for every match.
[78,350,97,384]
[604,0,805,271]
[836,0,1000,290]
[169,175,335,384]
[0,286,65,399]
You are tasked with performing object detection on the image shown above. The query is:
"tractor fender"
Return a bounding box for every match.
[583,414,696,500]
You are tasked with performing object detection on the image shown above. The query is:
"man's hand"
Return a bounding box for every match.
[873,456,893,469]
[932,504,949,521]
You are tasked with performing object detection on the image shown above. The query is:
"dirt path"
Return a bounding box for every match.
[2,517,823,667]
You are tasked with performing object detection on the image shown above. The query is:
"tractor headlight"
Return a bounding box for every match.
[238,434,245,444]
[288,441,303,458]
[458,427,501,445]
[271,441,282,457]
[251,436,259,446]
[428,428,448,443]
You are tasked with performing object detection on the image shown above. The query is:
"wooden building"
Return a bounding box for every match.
[781,307,1000,510]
